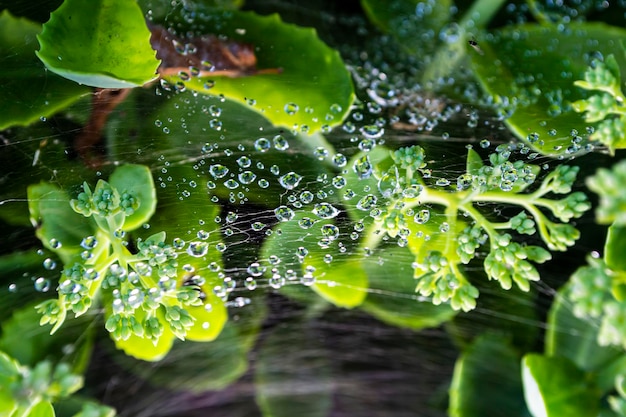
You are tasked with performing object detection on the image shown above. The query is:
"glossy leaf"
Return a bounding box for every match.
[522,354,599,417]
[545,285,622,372]
[605,224,626,272]
[27,401,55,417]
[449,333,528,417]
[261,211,368,309]
[36,0,159,88]
[470,23,626,156]
[0,10,89,130]
[0,302,94,374]
[360,0,451,56]
[108,164,156,232]
[27,182,94,264]
[360,245,457,329]
[255,323,333,417]
[160,10,354,133]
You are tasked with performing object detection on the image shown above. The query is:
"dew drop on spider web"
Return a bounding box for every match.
[313,202,340,219]
[274,205,295,222]
[187,241,208,257]
[279,172,303,190]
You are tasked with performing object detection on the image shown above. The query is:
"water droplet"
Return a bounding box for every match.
[273,134,289,151]
[357,194,377,211]
[245,277,257,290]
[360,124,384,139]
[258,179,270,188]
[238,171,257,184]
[34,277,51,292]
[187,241,208,257]
[269,274,285,289]
[275,205,295,222]
[480,139,491,148]
[332,153,347,167]
[49,238,62,249]
[43,258,57,270]
[279,172,303,190]
[300,191,314,204]
[254,138,271,152]
[314,147,329,160]
[313,203,340,219]
[414,210,430,224]
[284,102,299,115]
[299,217,316,229]
[353,155,373,179]
[224,179,240,189]
[209,164,229,179]
[321,224,340,240]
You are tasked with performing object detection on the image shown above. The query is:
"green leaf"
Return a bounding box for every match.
[27,401,55,417]
[360,0,451,54]
[36,0,159,88]
[0,302,94,374]
[449,333,529,417]
[107,164,156,231]
[160,10,354,133]
[255,323,333,417]
[606,224,626,272]
[261,211,368,309]
[522,354,599,417]
[470,22,626,156]
[27,182,94,264]
[360,245,457,329]
[545,284,622,372]
[0,10,89,130]
[466,148,484,177]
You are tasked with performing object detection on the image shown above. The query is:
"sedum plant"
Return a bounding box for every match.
[572,51,626,154]
[349,143,590,311]
[28,165,226,361]
[0,350,115,417]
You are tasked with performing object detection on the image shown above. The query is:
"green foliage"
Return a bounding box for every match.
[0,10,89,130]
[0,350,114,417]
[345,144,589,312]
[587,160,626,225]
[470,23,626,156]
[27,165,226,361]
[36,0,159,88]
[522,354,600,417]
[573,53,626,154]
[448,334,528,417]
[159,9,355,133]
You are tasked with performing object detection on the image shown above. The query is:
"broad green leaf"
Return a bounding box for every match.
[261,211,368,309]
[360,0,451,55]
[0,302,94,374]
[449,333,529,417]
[605,224,626,272]
[108,164,156,232]
[0,11,89,130]
[255,323,333,417]
[135,90,335,207]
[522,354,599,417]
[115,322,249,392]
[470,22,626,156]
[360,245,457,329]
[27,401,55,417]
[160,10,354,133]
[27,182,94,264]
[0,351,20,377]
[545,284,622,372]
[0,386,17,416]
[36,0,159,88]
